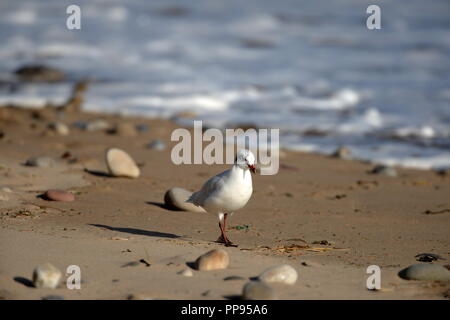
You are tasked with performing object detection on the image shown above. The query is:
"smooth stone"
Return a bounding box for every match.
[1,187,12,193]
[136,124,150,132]
[15,64,65,82]
[369,165,398,177]
[224,275,245,281]
[25,156,56,168]
[177,268,194,277]
[105,148,140,178]
[195,249,229,271]
[42,295,64,300]
[331,146,351,159]
[44,190,75,202]
[33,263,62,289]
[111,123,137,137]
[146,139,166,150]
[86,119,110,131]
[127,293,154,300]
[398,264,450,281]
[257,264,298,285]
[242,281,277,300]
[48,122,69,136]
[164,188,206,213]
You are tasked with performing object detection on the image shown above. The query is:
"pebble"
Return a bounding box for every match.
[136,124,150,132]
[369,165,398,177]
[242,281,277,300]
[224,275,245,281]
[127,293,154,300]
[331,146,351,159]
[25,156,56,168]
[398,264,450,281]
[48,122,69,136]
[1,187,12,193]
[15,64,65,82]
[164,188,206,213]
[32,263,62,289]
[146,139,166,150]
[42,295,64,300]
[195,249,229,271]
[257,264,298,285]
[415,253,444,262]
[44,190,75,202]
[86,119,110,131]
[105,148,140,178]
[177,268,194,277]
[111,123,137,137]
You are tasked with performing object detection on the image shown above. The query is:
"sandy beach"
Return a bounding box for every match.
[0,105,449,300]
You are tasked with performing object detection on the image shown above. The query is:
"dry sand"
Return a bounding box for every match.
[0,106,449,300]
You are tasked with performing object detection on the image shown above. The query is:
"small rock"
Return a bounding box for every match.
[331,147,351,159]
[136,124,150,132]
[110,123,137,137]
[146,139,166,150]
[1,187,12,193]
[32,263,62,289]
[127,293,154,300]
[398,264,450,281]
[257,264,298,285]
[42,295,64,300]
[369,165,398,177]
[195,249,229,271]
[105,148,140,178]
[415,253,444,263]
[15,65,65,82]
[86,119,110,131]
[177,269,194,277]
[224,275,245,281]
[48,122,69,136]
[43,190,75,202]
[242,281,277,300]
[25,156,57,168]
[164,187,206,213]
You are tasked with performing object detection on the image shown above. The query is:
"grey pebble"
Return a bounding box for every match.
[42,295,64,300]
[146,139,166,150]
[242,281,277,300]
[398,264,450,281]
[224,275,246,281]
[369,165,397,177]
[25,156,56,168]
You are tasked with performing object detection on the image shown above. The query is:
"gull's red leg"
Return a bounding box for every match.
[222,213,237,247]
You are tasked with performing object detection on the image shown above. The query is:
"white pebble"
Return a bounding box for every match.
[258,264,298,285]
[105,148,140,178]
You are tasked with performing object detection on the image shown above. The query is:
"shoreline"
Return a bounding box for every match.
[0,105,449,300]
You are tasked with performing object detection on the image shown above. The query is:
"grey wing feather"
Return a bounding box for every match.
[186,170,227,206]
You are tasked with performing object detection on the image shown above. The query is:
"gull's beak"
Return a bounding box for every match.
[248,164,256,174]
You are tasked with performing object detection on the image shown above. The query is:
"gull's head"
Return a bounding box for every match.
[235,149,256,173]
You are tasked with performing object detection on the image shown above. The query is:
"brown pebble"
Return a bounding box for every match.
[195,249,229,271]
[44,190,75,202]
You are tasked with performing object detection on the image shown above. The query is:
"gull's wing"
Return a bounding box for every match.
[187,169,229,207]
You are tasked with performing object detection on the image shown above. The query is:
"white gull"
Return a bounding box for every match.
[187,149,256,246]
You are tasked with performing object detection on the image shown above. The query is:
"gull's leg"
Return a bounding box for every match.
[217,213,226,244]
[222,213,237,247]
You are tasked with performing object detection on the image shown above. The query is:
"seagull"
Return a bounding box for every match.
[187,149,256,247]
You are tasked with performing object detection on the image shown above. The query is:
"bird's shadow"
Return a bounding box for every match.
[14,276,34,288]
[89,224,180,239]
[84,168,111,178]
[146,201,183,211]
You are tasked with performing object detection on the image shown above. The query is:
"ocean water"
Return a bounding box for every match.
[1,0,450,169]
